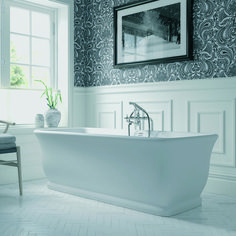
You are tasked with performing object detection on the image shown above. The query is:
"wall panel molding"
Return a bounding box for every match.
[95,102,123,129]
[187,99,234,167]
[197,111,225,154]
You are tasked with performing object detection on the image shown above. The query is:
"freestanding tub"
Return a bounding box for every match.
[34,128,217,216]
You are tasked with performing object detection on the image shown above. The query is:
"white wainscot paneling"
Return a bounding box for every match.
[93,100,173,132]
[95,102,123,129]
[188,100,235,167]
[73,77,236,196]
[72,87,87,127]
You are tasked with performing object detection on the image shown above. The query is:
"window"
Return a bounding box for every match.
[2,1,56,88]
[0,0,73,127]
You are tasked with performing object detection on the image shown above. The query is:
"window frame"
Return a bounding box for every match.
[0,0,73,128]
[1,0,58,89]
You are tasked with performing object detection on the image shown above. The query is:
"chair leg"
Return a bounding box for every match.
[16,146,23,196]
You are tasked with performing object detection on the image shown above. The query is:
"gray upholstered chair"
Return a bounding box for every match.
[0,120,22,195]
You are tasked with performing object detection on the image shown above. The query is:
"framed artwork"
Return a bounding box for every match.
[114,0,192,67]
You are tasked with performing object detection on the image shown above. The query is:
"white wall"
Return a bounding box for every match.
[73,77,236,197]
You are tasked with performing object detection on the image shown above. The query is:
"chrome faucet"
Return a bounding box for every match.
[124,102,151,137]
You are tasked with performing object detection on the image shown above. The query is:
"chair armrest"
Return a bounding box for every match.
[0,120,16,133]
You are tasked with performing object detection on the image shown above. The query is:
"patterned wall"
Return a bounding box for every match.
[74,0,236,87]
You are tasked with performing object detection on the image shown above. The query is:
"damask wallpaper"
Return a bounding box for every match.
[74,0,236,87]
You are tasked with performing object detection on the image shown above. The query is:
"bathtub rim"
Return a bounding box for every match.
[34,127,218,142]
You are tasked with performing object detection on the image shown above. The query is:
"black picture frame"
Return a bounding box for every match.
[114,0,192,67]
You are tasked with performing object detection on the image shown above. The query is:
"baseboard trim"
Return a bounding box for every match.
[204,177,236,197]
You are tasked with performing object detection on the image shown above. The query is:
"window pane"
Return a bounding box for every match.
[32,38,50,66]
[32,11,50,38]
[5,90,44,124]
[32,67,50,88]
[10,7,30,34]
[11,35,30,64]
[10,65,29,88]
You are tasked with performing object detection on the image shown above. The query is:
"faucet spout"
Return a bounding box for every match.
[125,102,151,137]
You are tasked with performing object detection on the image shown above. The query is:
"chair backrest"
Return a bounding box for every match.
[0,120,15,133]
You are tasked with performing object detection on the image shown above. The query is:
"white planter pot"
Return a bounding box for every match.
[45,109,61,128]
[35,114,44,128]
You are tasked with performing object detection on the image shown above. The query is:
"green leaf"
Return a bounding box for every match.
[59,93,62,102]
[35,80,62,109]
[40,91,46,98]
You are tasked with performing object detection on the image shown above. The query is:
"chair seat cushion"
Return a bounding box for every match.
[0,143,16,150]
[0,134,16,144]
[0,147,17,154]
[0,134,16,150]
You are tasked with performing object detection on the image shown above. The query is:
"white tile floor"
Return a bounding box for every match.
[0,180,236,236]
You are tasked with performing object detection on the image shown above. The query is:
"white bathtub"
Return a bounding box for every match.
[34,128,217,216]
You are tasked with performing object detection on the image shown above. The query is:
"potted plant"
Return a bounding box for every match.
[36,80,62,128]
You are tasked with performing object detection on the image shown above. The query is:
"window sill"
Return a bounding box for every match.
[4,124,69,135]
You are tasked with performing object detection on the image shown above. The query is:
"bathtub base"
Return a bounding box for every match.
[48,182,201,217]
